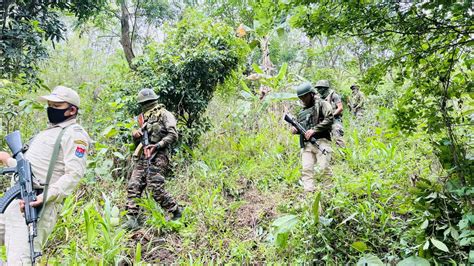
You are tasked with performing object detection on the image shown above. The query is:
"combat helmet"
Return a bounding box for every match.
[350,84,359,90]
[296,82,314,97]
[137,88,158,103]
[315,80,330,88]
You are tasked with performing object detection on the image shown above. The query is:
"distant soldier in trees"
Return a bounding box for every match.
[124,88,182,230]
[314,80,345,147]
[348,84,365,118]
[290,83,334,192]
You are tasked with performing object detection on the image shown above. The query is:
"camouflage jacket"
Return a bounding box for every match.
[134,102,178,158]
[297,97,334,140]
[349,90,365,112]
[324,90,343,119]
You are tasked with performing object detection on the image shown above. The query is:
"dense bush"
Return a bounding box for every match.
[134,10,249,146]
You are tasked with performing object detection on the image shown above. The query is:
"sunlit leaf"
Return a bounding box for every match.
[356,254,384,266]
[397,256,430,266]
[351,241,368,252]
[430,238,449,252]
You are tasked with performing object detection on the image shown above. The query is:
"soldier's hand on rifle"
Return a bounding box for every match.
[304,129,315,140]
[132,129,143,138]
[19,195,44,213]
[290,127,298,134]
[144,144,160,159]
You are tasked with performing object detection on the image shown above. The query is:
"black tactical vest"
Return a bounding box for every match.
[297,100,331,142]
[143,105,167,144]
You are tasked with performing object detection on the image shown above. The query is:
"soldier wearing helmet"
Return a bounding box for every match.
[290,82,334,192]
[314,80,345,147]
[124,88,182,230]
[348,84,365,118]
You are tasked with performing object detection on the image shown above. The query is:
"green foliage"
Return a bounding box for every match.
[292,2,473,262]
[45,192,128,265]
[397,256,430,266]
[135,9,249,146]
[268,214,299,249]
[292,0,473,182]
[0,79,45,144]
[1,1,472,265]
[0,0,106,81]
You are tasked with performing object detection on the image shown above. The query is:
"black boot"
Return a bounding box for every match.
[171,207,182,221]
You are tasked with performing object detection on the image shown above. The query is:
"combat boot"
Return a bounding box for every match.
[171,207,183,221]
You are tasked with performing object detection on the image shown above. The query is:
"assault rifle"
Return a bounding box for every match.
[284,114,327,154]
[0,131,42,264]
[138,114,156,174]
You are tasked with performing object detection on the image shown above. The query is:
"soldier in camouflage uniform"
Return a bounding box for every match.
[125,88,181,230]
[314,80,345,148]
[290,83,334,192]
[348,84,365,118]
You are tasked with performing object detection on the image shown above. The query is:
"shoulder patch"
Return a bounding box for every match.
[75,146,86,158]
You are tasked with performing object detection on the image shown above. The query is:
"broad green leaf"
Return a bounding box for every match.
[276,27,285,37]
[275,63,288,82]
[252,63,264,74]
[240,80,251,93]
[272,214,299,233]
[134,242,142,264]
[275,232,289,248]
[113,152,125,160]
[356,254,384,266]
[110,217,120,226]
[458,218,469,229]
[430,238,449,252]
[102,125,118,138]
[253,19,261,30]
[423,240,430,250]
[240,90,254,100]
[266,92,296,101]
[111,206,120,217]
[459,237,471,246]
[450,227,459,240]
[420,219,429,230]
[83,209,95,248]
[396,256,430,266]
[351,241,368,252]
[337,212,358,227]
[249,39,260,49]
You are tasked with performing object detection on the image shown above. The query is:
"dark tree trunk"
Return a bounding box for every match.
[120,1,135,70]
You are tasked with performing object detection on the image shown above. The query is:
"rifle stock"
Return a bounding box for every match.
[0,184,21,213]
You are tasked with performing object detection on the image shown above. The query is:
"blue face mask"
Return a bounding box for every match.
[47,107,70,124]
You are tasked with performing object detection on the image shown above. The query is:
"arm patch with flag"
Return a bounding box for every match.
[75,146,86,158]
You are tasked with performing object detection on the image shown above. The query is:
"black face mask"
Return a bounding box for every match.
[47,107,71,124]
[140,100,157,112]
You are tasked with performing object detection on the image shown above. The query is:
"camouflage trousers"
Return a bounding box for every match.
[331,118,345,147]
[126,153,178,216]
[352,109,364,119]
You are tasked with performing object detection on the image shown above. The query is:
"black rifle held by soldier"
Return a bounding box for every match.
[0,131,42,264]
[137,114,157,175]
[284,114,327,154]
